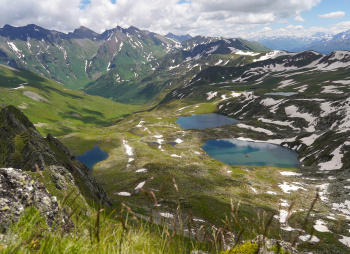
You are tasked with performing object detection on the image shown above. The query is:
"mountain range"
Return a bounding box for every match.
[1,23,350,252]
[253,30,350,54]
[0,24,179,90]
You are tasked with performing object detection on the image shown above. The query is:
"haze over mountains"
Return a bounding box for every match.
[252,29,350,53]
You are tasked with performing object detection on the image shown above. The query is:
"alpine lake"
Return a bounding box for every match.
[176,113,299,168]
[77,113,299,170]
[76,145,109,171]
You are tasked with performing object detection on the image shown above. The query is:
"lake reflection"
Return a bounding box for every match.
[202,139,299,168]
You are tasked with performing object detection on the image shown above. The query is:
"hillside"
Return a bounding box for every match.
[83,37,270,104]
[163,50,350,169]
[0,64,140,136]
[0,24,178,90]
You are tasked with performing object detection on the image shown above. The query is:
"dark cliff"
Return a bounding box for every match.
[0,105,111,206]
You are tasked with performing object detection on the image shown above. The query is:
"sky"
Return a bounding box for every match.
[0,0,349,38]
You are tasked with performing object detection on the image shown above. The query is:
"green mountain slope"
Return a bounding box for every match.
[0,64,140,136]
[0,24,178,90]
[83,38,270,104]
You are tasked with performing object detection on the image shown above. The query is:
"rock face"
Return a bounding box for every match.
[0,105,111,206]
[0,167,69,232]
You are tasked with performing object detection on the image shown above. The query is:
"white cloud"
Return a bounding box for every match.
[0,0,81,32]
[294,15,305,22]
[0,0,322,37]
[262,27,272,31]
[319,11,346,19]
[241,19,350,39]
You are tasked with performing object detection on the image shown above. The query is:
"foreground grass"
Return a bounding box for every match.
[0,207,195,254]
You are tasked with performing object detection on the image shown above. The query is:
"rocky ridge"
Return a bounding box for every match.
[0,167,70,232]
[0,105,111,206]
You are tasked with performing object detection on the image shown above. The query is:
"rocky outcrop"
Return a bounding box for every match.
[0,167,70,232]
[0,105,111,206]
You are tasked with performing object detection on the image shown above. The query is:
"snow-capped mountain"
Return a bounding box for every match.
[252,32,333,52]
[294,29,350,54]
[0,24,178,89]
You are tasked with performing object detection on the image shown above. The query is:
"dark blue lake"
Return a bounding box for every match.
[76,145,109,171]
[175,113,238,129]
[202,139,299,168]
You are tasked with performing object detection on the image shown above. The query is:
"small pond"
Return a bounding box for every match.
[76,145,109,171]
[175,113,238,129]
[265,92,297,96]
[202,139,299,168]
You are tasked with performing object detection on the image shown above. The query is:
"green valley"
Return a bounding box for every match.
[1,23,350,254]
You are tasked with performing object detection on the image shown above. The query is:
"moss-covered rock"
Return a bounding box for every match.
[0,167,69,232]
[0,105,111,206]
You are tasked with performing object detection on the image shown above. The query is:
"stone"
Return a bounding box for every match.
[0,106,111,206]
[0,167,70,232]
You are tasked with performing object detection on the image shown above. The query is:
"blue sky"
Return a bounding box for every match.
[0,0,349,38]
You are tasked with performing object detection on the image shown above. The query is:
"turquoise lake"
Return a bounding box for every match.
[76,145,109,171]
[175,113,238,129]
[202,139,299,168]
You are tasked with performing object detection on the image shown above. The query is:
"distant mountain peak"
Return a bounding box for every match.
[0,24,55,41]
[68,26,100,39]
[165,32,192,43]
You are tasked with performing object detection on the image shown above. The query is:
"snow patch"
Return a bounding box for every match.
[300,133,321,146]
[117,192,131,196]
[299,235,320,243]
[322,85,343,94]
[253,51,292,62]
[135,181,146,190]
[169,64,180,70]
[260,98,283,107]
[334,80,350,85]
[175,138,183,143]
[136,120,145,127]
[267,191,277,195]
[123,140,133,156]
[215,59,223,66]
[237,123,274,135]
[12,83,26,90]
[278,182,306,193]
[314,219,330,232]
[339,235,350,247]
[235,50,259,56]
[332,200,350,219]
[277,79,296,89]
[285,105,316,132]
[280,172,302,176]
[258,118,299,130]
[206,45,219,54]
[318,144,346,171]
[231,91,241,97]
[207,91,217,100]
[160,213,174,218]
